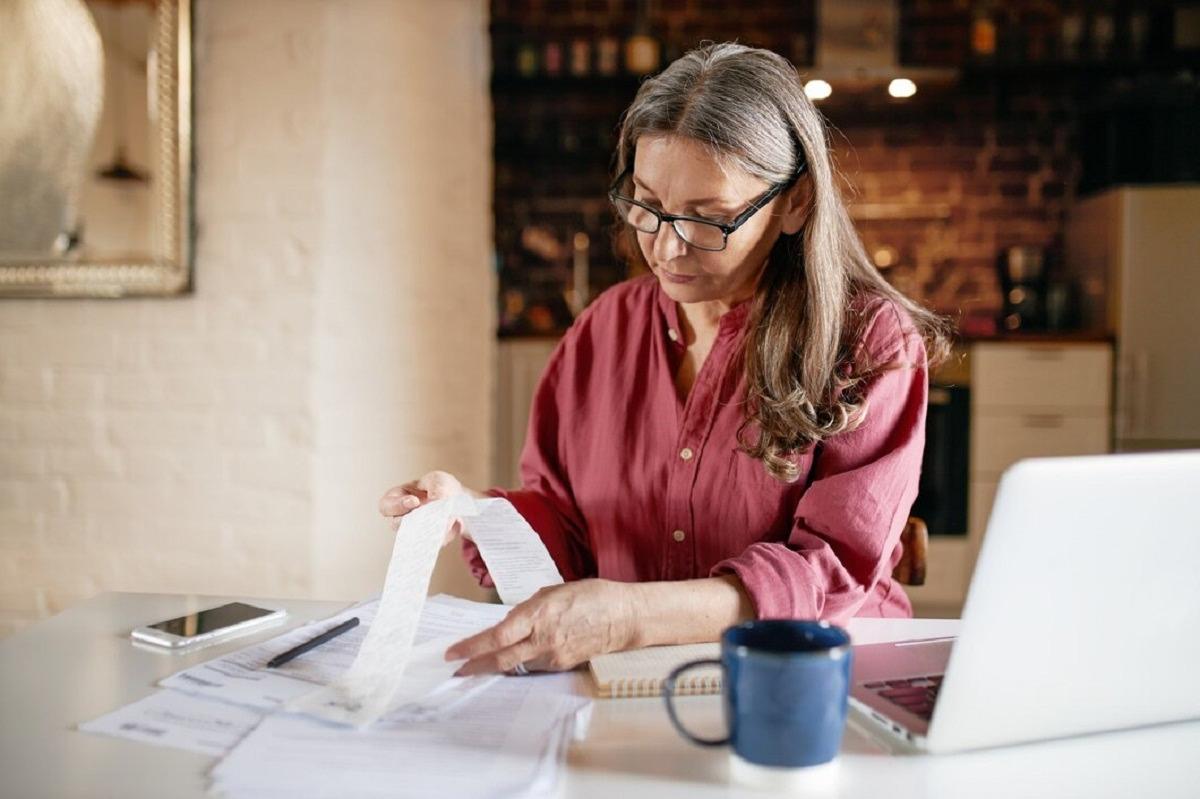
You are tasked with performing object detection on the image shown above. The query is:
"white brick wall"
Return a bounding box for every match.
[0,0,494,637]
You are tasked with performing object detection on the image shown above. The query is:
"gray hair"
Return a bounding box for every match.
[613,43,949,481]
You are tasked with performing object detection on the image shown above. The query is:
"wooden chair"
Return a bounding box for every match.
[892,517,928,586]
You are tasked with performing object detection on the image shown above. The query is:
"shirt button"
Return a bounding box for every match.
[679,447,694,461]
[667,328,679,342]
[672,529,686,542]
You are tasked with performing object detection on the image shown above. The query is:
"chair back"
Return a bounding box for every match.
[892,517,928,586]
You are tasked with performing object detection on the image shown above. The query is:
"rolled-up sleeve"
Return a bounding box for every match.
[712,304,928,623]
[461,340,597,586]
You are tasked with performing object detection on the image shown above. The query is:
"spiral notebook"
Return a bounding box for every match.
[588,642,722,699]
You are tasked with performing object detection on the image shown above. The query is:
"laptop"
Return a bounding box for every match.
[849,450,1200,753]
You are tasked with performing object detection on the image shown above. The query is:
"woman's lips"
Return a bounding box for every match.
[661,270,697,284]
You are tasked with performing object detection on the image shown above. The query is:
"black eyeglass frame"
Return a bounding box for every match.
[607,162,808,252]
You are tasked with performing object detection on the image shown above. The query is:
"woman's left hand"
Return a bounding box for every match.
[446,580,642,676]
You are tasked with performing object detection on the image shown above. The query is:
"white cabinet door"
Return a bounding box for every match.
[972,343,1112,411]
[971,412,1111,476]
[494,339,558,489]
[938,341,1116,617]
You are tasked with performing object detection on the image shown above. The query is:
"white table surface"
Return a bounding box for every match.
[2,592,1198,798]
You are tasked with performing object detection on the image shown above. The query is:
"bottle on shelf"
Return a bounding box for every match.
[970,0,998,63]
[624,31,660,75]
[1127,10,1150,61]
[997,6,1026,64]
[570,35,591,77]
[1091,6,1116,61]
[597,32,620,76]
[1060,8,1084,62]
[516,40,538,77]
[543,40,564,77]
[624,0,660,75]
[1020,4,1054,63]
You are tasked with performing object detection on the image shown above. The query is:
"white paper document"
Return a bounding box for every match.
[78,689,262,756]
[87,595,517,759]
[465,496,564,605]
[162,594,508,713]
[211,674,591,799]
[287,495,485,726]
[159,602,371,710]
[81,492,589,798]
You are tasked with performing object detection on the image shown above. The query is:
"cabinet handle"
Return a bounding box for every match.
[1021,414,1065,429]
[1025,347,1065,361]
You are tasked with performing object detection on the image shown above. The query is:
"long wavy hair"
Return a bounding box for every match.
[613,43,951,482]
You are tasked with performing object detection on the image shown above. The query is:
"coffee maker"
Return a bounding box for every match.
[997,246,1046,331]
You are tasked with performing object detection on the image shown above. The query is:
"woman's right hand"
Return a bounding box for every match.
[378,470,467,546]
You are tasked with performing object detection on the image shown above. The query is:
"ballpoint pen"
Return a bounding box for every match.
[267,617,360,668]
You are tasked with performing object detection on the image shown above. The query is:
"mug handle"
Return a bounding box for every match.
[662,659,729,747]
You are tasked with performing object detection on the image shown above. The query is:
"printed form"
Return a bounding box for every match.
[80,494,579,797]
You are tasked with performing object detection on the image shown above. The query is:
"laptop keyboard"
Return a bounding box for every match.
[862,675,943,721]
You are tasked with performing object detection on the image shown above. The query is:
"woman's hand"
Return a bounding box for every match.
[378,470,467,545]
[446,580,643,675]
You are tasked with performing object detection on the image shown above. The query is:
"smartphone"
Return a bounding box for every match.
[130,602,286,649]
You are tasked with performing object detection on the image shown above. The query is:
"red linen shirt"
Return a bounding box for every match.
[464,274,928,622]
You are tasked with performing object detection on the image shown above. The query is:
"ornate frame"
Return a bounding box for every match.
[0,0,192,298]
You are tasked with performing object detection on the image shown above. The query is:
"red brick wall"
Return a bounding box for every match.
[832,90,1079,318]
[491,0,1181,332]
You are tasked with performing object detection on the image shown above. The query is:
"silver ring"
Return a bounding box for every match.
[511,662,529,676]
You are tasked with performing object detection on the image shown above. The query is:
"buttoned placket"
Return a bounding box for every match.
[660,294,749,581]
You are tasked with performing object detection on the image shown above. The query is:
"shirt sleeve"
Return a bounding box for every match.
[710,302,928,623]
[460,337,597,586]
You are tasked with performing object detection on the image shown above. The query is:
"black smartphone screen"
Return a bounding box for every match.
[148,602,273,637]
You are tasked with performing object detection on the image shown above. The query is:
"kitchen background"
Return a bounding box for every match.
[488,0,1200,614]
[493,0,1196,334]
[1,0,1197,634]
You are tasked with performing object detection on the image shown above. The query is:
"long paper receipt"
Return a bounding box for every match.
[289,494,562,727]
[464,497,564,605]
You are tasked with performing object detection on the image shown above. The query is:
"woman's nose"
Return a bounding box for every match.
[651,221,687,262]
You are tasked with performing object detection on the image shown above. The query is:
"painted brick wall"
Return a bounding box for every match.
[0,0,494,636]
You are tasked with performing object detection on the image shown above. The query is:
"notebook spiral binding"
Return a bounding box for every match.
[605,674,723,699]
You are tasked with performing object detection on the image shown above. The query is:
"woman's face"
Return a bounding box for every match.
[631,134,803,308]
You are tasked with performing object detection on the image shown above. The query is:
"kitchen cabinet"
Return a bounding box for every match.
[493,338,559,490]
[908,340,1113,615]
[1065,185,1200,451]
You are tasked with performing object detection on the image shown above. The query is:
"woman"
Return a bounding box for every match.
[379,43,948,677]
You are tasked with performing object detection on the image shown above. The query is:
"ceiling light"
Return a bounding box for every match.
[804,79,832,101]
[888,78,917,98]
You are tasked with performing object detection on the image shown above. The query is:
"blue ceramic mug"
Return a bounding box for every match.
[663,620,852,770]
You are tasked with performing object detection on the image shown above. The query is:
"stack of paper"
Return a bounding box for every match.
[79,496,585,797]
[82,596,589,796]
[211,675,589,799]
[159,595,507,717]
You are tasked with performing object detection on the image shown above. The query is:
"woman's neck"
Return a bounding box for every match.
[677,299,730,344]
[676,281,757,345]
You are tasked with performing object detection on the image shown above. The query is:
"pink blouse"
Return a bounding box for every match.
[464,275,928,623]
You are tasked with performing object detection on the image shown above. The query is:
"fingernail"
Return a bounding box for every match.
[403,496,419,507]
[453,666,468,677]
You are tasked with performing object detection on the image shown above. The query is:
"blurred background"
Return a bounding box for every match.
[1,0,1197,634]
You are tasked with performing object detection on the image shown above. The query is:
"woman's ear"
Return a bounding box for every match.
[779,177,812,236]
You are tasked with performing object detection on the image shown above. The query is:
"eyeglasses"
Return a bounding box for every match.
[608,163,806,252]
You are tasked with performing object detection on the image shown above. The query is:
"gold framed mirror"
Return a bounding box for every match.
[0,0,191,298]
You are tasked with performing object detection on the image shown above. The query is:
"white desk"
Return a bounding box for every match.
[2,593,1197,798]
